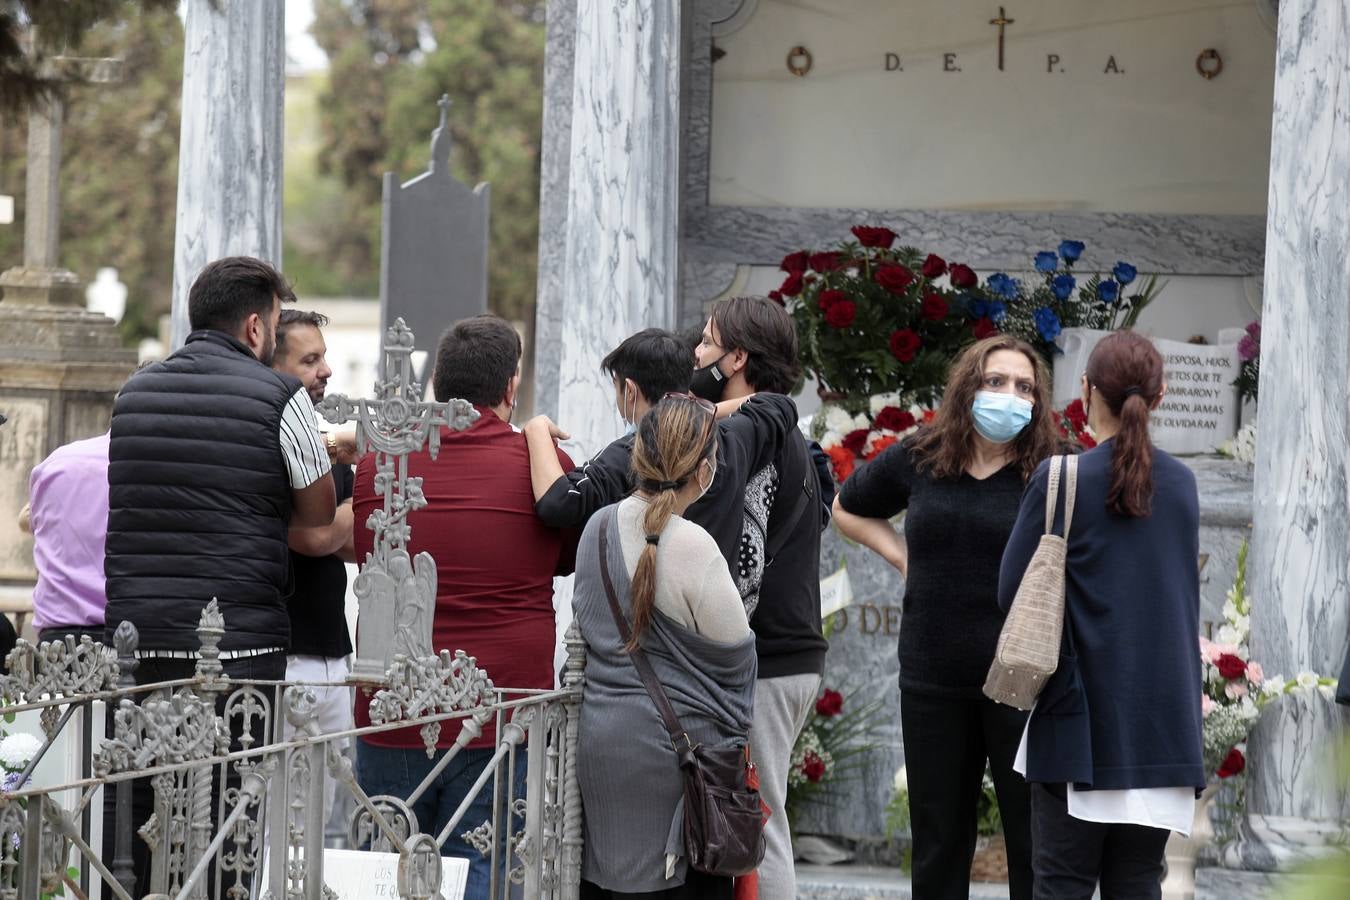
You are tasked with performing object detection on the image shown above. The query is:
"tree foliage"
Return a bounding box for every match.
[0,3,182,341]
[307,0,546,321]
[0,0,179,114]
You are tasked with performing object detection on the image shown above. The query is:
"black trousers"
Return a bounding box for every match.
[899,689,1034,900]
[103,652,285,899]
[38,624,106,645]
[1030,783,1170,900]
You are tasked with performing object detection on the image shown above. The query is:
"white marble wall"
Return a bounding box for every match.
[1237,0,1350,870]
[554,0,684,459]
[169,0,285,349]
[533,0,578,421]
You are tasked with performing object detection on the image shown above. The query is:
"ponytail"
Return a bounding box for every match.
[627,490,677,652]
[1084,331,1164,519]
[1109,392,1154,517]
[625,395,717,651]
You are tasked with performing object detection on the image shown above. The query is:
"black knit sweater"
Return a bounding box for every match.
[838,441,1025,698]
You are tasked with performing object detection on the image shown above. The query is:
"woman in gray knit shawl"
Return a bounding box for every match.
[573,395,757,899]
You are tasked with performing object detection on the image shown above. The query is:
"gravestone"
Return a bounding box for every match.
[0,54,135,593]
[379,96,490,382]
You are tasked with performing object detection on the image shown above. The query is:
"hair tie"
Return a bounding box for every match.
[645,534,661,546]
[1122,386,1144,399]
[657,479,680,491]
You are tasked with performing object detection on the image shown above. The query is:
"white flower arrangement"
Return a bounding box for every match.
[1219,421,1257,464]
[787,727,834,788]
[0,732,42,770]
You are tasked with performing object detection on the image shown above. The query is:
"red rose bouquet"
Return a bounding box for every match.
[785,673,885,829]
[782,225,984,416]
[813,392,935,482]
[1056,399,1097,449]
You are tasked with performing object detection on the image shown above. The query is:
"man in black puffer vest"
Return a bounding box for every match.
[104,256,335,896]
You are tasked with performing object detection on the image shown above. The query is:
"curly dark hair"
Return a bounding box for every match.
[907,335,1062,481]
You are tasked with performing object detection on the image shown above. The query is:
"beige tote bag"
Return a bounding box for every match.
[983,454,1077,710]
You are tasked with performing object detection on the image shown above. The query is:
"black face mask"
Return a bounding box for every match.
[689,354,729,404]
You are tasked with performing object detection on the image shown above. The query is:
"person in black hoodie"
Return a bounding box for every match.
[528,329,693,526]
[688,296,834,899]
[522,330,801,566]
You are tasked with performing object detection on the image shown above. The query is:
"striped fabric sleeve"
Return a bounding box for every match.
[278,387,332,489]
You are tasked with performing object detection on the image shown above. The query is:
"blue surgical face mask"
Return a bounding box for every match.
[972,390,1033,444]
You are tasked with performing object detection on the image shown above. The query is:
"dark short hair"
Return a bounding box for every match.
[709,296,801,394]
[188,257,296,335]
[678,323,704,355]
[275,310,329,362]
[431,314,522,406]
[601,329,692,402]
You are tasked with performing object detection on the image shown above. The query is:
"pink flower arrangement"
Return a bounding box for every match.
[1200,543,1338,780]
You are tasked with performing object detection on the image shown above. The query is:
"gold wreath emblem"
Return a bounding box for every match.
[787,46,813,77]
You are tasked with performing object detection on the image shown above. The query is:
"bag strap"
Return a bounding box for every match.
[1042,454,1080,540]
[1062,455,1078,541]
[596,515,694,753]
[1043,455,1062,536]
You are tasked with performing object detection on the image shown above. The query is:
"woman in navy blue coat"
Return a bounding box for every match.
[999,331,1205,899]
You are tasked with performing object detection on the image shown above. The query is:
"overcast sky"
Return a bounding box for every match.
[285,0,328,73]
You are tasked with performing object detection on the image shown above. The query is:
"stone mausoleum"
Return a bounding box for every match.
[531,0,1345,895]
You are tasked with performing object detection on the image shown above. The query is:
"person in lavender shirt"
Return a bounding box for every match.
[22,430,113,645]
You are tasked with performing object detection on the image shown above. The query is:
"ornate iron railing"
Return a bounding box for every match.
[0,319,587,899]
[0,612,585,900]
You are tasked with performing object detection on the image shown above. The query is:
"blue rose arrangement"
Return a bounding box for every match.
[975,240,1166,361]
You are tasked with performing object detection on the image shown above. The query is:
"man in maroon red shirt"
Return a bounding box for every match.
[352,314,575,897]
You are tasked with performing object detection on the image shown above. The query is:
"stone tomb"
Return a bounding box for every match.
[0,304,133,585]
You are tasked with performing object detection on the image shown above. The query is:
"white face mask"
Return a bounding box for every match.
[697,458,717,500]
[621,387,637,436]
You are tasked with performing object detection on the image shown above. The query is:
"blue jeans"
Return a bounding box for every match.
[355,740,527,900]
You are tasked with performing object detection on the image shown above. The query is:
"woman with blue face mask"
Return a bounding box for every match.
[833,336,1065,900]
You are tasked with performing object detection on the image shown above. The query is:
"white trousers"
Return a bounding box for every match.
[281,654,354,821]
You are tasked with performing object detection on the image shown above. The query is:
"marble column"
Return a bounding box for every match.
[169,0,285,349]
[533,0,578,421]
[1229,0,1350,871]
[553,0,684,459]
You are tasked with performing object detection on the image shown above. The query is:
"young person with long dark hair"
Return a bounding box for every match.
[833,336,1063,900]
[999,330,1204,899]
[572,395,756,899]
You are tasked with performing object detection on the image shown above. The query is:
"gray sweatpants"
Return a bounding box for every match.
[748,672,822,900]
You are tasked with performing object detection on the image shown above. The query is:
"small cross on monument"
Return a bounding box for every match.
[0,36,123,307]
[989,6,1015,72]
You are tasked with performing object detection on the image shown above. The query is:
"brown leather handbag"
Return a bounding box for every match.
[597,518,767,877]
